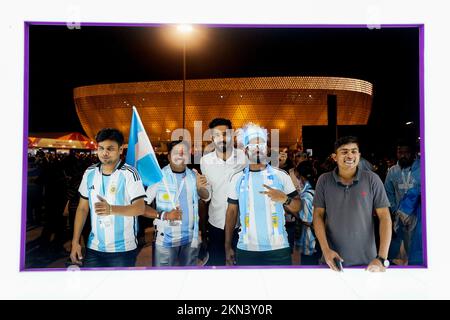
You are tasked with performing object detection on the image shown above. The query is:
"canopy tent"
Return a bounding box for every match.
[57,132,91,142]
[28,132,96,150]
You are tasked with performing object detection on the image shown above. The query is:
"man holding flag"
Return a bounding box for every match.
[125,106,209,266]
[144,140,210,266]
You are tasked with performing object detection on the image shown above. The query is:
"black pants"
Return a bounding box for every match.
[206,223,239,266]
[236,247,292,266]
[83,248,138,268]
[285,221,296,254]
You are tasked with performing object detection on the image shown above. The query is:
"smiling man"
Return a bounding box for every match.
[225,123,301,266]
[70,128,146,268]
[144,140,209,266]
[312,136,392,272]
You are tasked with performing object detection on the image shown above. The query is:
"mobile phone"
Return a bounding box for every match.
[334,257,343,272]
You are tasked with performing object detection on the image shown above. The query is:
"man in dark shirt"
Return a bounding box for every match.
[313,136,392,272]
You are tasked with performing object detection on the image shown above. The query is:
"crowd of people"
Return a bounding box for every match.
[26,118,423,270]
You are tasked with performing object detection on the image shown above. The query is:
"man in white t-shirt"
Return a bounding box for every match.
[225,123,301,266]
[199,118,247,265]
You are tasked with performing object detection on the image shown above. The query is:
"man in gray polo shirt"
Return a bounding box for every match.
[313,136,392,272]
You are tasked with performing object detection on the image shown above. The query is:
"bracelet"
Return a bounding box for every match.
[160,211,166,221]
[108,204,112,215]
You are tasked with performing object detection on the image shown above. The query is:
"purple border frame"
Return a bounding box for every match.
[20,22,427,272]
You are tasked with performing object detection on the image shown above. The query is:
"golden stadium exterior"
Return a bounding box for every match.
[74,76,373,147]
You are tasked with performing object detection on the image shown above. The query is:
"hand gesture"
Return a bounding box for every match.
[192,169,209,190]
[260,184,288,203]
[95,195,111,216]
[165,208,182,222]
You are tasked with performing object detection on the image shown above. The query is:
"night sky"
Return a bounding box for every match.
[28,24,420,156]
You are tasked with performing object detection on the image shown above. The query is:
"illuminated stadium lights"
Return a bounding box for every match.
[74,76,373,145]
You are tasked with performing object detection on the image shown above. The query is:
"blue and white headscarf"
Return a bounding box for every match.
[241,123,268,147]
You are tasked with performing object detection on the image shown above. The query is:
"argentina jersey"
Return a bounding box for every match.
[78,161,146,253]
[145,166,199,248]
[297,182,316,255]
[228,166,298,252]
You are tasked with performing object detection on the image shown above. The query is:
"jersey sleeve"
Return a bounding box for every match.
[227,172,241,204]
[279,171,298,197]
[145,182,159,204]
[372,173,391,209]
[126,169,146,203]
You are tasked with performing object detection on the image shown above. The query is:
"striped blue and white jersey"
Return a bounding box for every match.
[78,161,146,253]
[145,165,199,248]
[295,182,316,256]
[227,165,298,252]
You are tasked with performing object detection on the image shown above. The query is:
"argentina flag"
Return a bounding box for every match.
[125,106,163,187]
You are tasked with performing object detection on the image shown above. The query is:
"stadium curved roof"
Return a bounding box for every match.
[74,76,373,146]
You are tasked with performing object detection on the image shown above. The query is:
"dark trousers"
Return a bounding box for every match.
[236,247,292,266]
[83,248,138,268]
[206,223,239,266]
[285,221,296,253]
[300,252,321,265]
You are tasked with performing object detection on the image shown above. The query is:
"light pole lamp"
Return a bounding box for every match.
[177,24,193,132]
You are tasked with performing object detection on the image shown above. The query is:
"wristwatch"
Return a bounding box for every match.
[376,255,390,268]
[282,196,292,206]
[156,210,166,220]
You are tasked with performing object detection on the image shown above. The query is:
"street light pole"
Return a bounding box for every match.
[176,24,193,137]
[182,36,186,132]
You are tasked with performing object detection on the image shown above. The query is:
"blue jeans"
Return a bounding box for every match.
[83,248,138,268]
[154,243,199,267]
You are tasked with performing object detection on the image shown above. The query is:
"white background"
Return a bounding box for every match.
[1,0,449,299]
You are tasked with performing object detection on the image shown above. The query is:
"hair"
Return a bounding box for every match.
[167,140,191,153]
[95,128,124,146]
[334,136,359,152]
[396,138,416,153]
[208,118,232,129]
[295,160,316,189]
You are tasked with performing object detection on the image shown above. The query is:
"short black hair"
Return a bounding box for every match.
[95,128,124,146]
[168,140,191,153]
[295,160,316,188]
[396,138,416,153]
[208,118,232,129]
[334,136,359,151]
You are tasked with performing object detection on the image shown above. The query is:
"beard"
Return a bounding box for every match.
[214,140,230,153]
[100,157,116,165]
[398,157,414,168]
[248,151,267,164]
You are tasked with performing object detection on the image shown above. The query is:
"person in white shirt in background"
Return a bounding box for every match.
[198,118,247,265]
